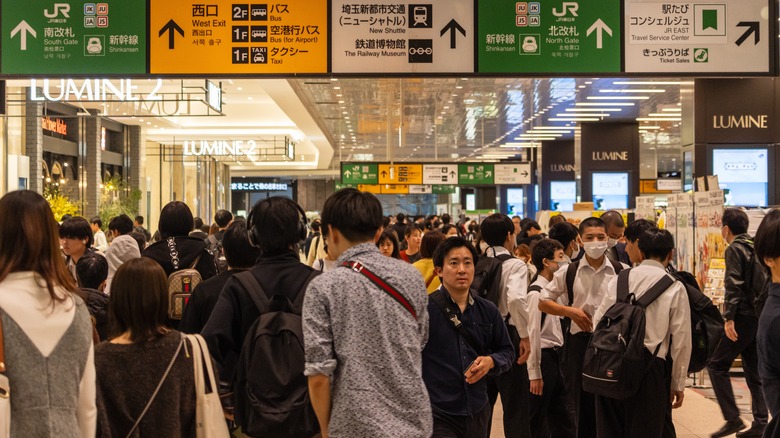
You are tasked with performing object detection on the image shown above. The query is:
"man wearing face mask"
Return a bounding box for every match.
[526,239,575,437]
[600,211,631,266]
[548,222,583,264]
[538,217,628,438]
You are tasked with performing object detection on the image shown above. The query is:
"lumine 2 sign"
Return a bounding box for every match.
[29,78,163,101]
[183,140,260,157]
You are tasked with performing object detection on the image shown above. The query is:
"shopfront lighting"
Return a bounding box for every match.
[600,89,666,93]
[587,96,650,100]
[576,102,635,106]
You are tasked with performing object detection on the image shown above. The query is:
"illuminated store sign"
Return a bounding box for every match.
[231,182,289,191]
[41,117,67,135]
[29,78,163,102]
[183,140,258,157]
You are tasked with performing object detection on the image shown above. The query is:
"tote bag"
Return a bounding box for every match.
[187,334,229,438]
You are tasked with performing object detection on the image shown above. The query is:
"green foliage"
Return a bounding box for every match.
[44,185,80,222]
[99,175,141,228]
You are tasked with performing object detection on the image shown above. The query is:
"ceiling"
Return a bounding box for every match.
[7,76,686,178]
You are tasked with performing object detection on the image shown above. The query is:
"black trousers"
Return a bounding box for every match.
[563,332,596,438]
[432,405,492,438]
[487,324,531,438]
[594,355,667,438]
[707,315,768,427]
[662,357,676,438]
[529,348,575,438]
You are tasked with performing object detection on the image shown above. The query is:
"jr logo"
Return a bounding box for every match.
[552,2,578,17]
[44,3,70,18]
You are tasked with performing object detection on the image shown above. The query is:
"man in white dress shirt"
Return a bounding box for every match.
[591,228,692,437]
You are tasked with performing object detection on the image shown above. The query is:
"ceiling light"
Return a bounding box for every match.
[600,89,665,93]
[638,126,662,130]
[662,108,682,112]
[529,126,575,130]
[333,86,341,90]
[612,81,693,85]
[576,102,635,106]
[548,117,600,122]
[636,117,681,121]
[648,113,680,117]
[565,108,623,112]
[587,96,650,100]
[557,113,610,117]
[248,97,253,100]
[500,142,541,148]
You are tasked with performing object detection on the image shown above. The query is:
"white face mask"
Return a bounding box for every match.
[607,238,619,249]
[547,259,563,273]
[583,241,609,259]
[570,242,580,254]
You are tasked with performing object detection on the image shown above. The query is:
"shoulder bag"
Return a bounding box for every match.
[186,334,230,438]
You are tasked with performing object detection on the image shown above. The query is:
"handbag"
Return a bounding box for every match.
[186,334,230,438]
[0,313,9,438]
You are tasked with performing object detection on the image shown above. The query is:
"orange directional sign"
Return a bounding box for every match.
[378,164,423,185]
[150,0,327,74]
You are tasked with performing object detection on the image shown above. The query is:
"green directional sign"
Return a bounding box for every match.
[478,0,621,73]
[1,0,147,74]
[335,182,357,191]
[341,163,379,185]
[433,185,458,194]
[458,164,495,185]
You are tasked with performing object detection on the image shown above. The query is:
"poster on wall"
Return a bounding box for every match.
[666,193,679,249]
[676,193,695,275]
[694,190,726,288]
[634,196,656,221]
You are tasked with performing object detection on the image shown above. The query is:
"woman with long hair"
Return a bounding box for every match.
[95,257,198,436]
[0,190,96,436]
[376,229,401,259]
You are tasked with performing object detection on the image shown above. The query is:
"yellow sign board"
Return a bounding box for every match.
[150,0,327,74]
[380,184,409,195]
[378,164,423,185]
[357,184,381,194]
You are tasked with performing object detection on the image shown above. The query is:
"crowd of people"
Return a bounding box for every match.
[1,187,780,438]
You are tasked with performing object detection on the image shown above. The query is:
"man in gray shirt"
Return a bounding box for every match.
[303,189,433,437]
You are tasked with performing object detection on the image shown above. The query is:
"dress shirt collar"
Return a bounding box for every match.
[486,246,510,257]
[579,254,615,274]
[438,285,475,307]
[639,259,666,271]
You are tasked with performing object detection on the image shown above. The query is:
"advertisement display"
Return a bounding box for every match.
[676,193,695,274]
[592,172,629,210]
[550,181,576,212]
[711,148,769,206]
[507,188,524,217]
[694,190,725,288]
[634,196,656,221]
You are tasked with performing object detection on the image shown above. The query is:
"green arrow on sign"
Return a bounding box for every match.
[587,19,612,49]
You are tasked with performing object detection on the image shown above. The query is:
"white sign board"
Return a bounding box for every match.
[409,185,433,194]
[657,179,683,191]
[422,164,458,184]
[625,0,770,73]
[494,163,532,184]
[331,0,474,73]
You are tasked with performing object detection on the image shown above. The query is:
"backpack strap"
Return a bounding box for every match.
[430,289,484,356]
[635,274,676,309]
[616,269,633,303]
[609,258,624,274]
[565,261,579,306]
[291,271,320,313]
[528,284,547,328]
[495,253,513,263]
[341,261,417,320]
[235,270,270,315]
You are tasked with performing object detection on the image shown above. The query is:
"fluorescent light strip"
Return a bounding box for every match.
[600,89,666,93]
[548,117,600,122]
[576,102,635,106]
[638,126,661,130]
[636,117,681,121]
[662,108,682,112]
[556,113,610,117]
[648,113,682,117]
[587,96,650,100]
[527,126,575,130]
[526,131,571,135]
[500,143,540,148]
[565,108,623,112]
[612,81,693,85]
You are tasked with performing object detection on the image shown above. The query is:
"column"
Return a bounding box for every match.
[83,115,101,218]
[24,88,43,194]
[128,125,145,212]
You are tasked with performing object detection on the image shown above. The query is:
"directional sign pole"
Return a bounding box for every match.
[160,19,184,50]
[587,19,612,49]
[11,20,36,51]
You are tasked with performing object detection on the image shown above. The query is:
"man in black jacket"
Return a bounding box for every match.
[707,208,768,438]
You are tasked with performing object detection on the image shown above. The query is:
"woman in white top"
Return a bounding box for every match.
[0,190,96,437]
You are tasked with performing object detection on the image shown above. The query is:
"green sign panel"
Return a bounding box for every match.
[433,185,457,194]
[458,164,495,185]
[341,163,379,185]
[334,182,357,191]
[1,0,146,74]
[478,0,621,73]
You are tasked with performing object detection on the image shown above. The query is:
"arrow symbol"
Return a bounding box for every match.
[736,21,760,46]
[587,19,612,49]
[485,171,493,178]
[521,171,529,177]
[159,19,184,50]
[450,171,456,178]
[440,19,466,49]
[11,20,36,51]
[381,170,388,178]
[344,170,352,178]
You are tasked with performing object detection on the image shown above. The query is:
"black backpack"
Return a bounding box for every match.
[233,270,320,437]
[582,269,674,400]
[471,251,513,305]
[207,234,228,273]
[668,267,724,373]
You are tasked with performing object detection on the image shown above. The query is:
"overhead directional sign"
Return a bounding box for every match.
[458,163,494,185]
[422,164,458,184]
[433,184,457,194]
[409,184,433,194]
[495,163,533,184]
[341,163,379,184]
[378,164,423,185]
[478,0,621,73]
[1,0,146,74]
[331,0,474,73]
[625,0,770,73]
[150,0,327,74]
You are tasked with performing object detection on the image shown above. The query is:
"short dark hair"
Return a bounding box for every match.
[723,208,749,235]
[75,252,108,290]
[579,217,607,235]
[600,211,625,229]
[129,232,146,252]
[404,223,423,239]
[376,229,401,259]
[624,219,658,243]
[108,214,134,235]
[396,213,405,224]
[310,219,321,232]
[158,201,194,239]
[321,189,382,242]
[89,216,102,228]
[109,258,169,343]
[214,209,233,228]
[193,217,204,230]
[441,213,452,224]
[420,231,446,259]
[134,215,144,225]
[548,222,579,249]
[442,223,458,236]
[433,236,479,268]
[59,217,94,248]
[755,209,780,268]
[222,220,260,269]
[638,229,675,260]
[480,213,515,247]
[549,214,567,227]
[522,220,542,233]
[531,238,564,273]
[248,196,306,255]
